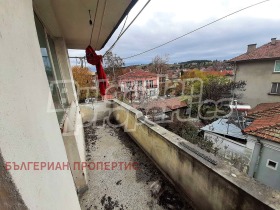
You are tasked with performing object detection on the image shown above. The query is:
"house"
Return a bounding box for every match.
[200,105,254,172]
[243,102,280,190]
[0,0,137,209]
[229,38,280,107]
[136,97,188,121]
[118,69,159,99]
[166,69,181,81]
[2,1,280,209]
[202,102,280,190]
[205,70,234,77]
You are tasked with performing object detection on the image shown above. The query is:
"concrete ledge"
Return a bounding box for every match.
[62,132,87,193]
[62,102,88,193]
[112,99,280,210]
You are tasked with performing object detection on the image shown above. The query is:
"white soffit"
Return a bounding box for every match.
[33,0,137,50]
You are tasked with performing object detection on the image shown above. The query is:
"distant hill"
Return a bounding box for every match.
[123,59,233,72]
[178,60,212,65]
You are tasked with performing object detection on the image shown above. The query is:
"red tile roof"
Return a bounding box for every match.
[243,102,280,143]
[229,40,280,62]
[246,102,280,119]
[243,115,280,143]
[118,69,157,79]
[138,97,188,112]
[205,70,234,76]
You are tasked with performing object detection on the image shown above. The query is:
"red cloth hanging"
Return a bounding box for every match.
[86,45,108,96]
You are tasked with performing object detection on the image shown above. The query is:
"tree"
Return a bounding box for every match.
[149,54,169,74]
[181,70,246,101]
[72,66,97,102]
[178,70,246,121]
[103,51,125,82]
[161,117,214,153]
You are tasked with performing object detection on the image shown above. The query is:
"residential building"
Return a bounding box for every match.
[200,105,254,172]
[0,0,137,209]
[118,69,159,99]
[202,102,280,190]
[166,69,181,81]
[243,102,280,190]
[1,1,280,209]
[229,38,280,107]
[136,97,188,121]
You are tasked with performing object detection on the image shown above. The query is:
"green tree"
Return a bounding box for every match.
[179,70,246,121]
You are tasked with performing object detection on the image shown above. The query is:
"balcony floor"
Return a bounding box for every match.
[80,121,193,210]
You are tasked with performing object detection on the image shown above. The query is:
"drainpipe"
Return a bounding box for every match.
[231,61,237,104]
[248,139,262,177]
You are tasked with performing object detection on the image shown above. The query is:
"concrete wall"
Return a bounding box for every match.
[80,102,112,123]
[204,132,255,172]
[111,99,280,210]
[255,139,280,190]
[235,60,280,107]
[0,1,81,209]
[63,102,88,194]
[51,9,88,195]
[256,145,280,190]
[0,151,28,209]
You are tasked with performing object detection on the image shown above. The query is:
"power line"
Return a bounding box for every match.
[122,0,271,60]
[103,0,152,56]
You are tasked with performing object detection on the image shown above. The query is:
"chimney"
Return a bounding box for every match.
[271,38,276,45]
[247,44,257,53]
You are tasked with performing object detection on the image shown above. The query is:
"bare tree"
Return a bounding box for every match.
[149,54,169,74]
[103,51,125,82]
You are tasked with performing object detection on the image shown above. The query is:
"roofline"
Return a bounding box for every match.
[117,70,158,78]
[100,0,138,49]
[228,57,280,63]
[118,75,157,79]
[245,133,280,144]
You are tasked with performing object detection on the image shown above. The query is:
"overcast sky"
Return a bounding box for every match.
[68,0,280,67]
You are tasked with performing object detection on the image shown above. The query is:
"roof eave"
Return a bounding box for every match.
[228,57,280,63]
[100,0,138,49]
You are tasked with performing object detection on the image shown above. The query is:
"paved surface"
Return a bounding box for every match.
[80,121,193,210]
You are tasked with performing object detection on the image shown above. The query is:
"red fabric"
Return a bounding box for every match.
[86,45,108,96]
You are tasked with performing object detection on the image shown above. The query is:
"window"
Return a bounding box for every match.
[270,83,280,94]
[149,80,154,88]
[137,80,143,87]
[35,15,68,124]
[146,80,149,88]
[126,81,131,88]
[266,159,278,170]
[47,35,69,108]
[274,60,280,72]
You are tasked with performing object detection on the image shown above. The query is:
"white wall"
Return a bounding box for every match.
[0,1,81,209]
[204,132,255,166]
[63,102,88,190]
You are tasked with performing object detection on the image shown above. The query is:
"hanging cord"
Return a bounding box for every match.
[103,0,151,56]
[89,0,99,46]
